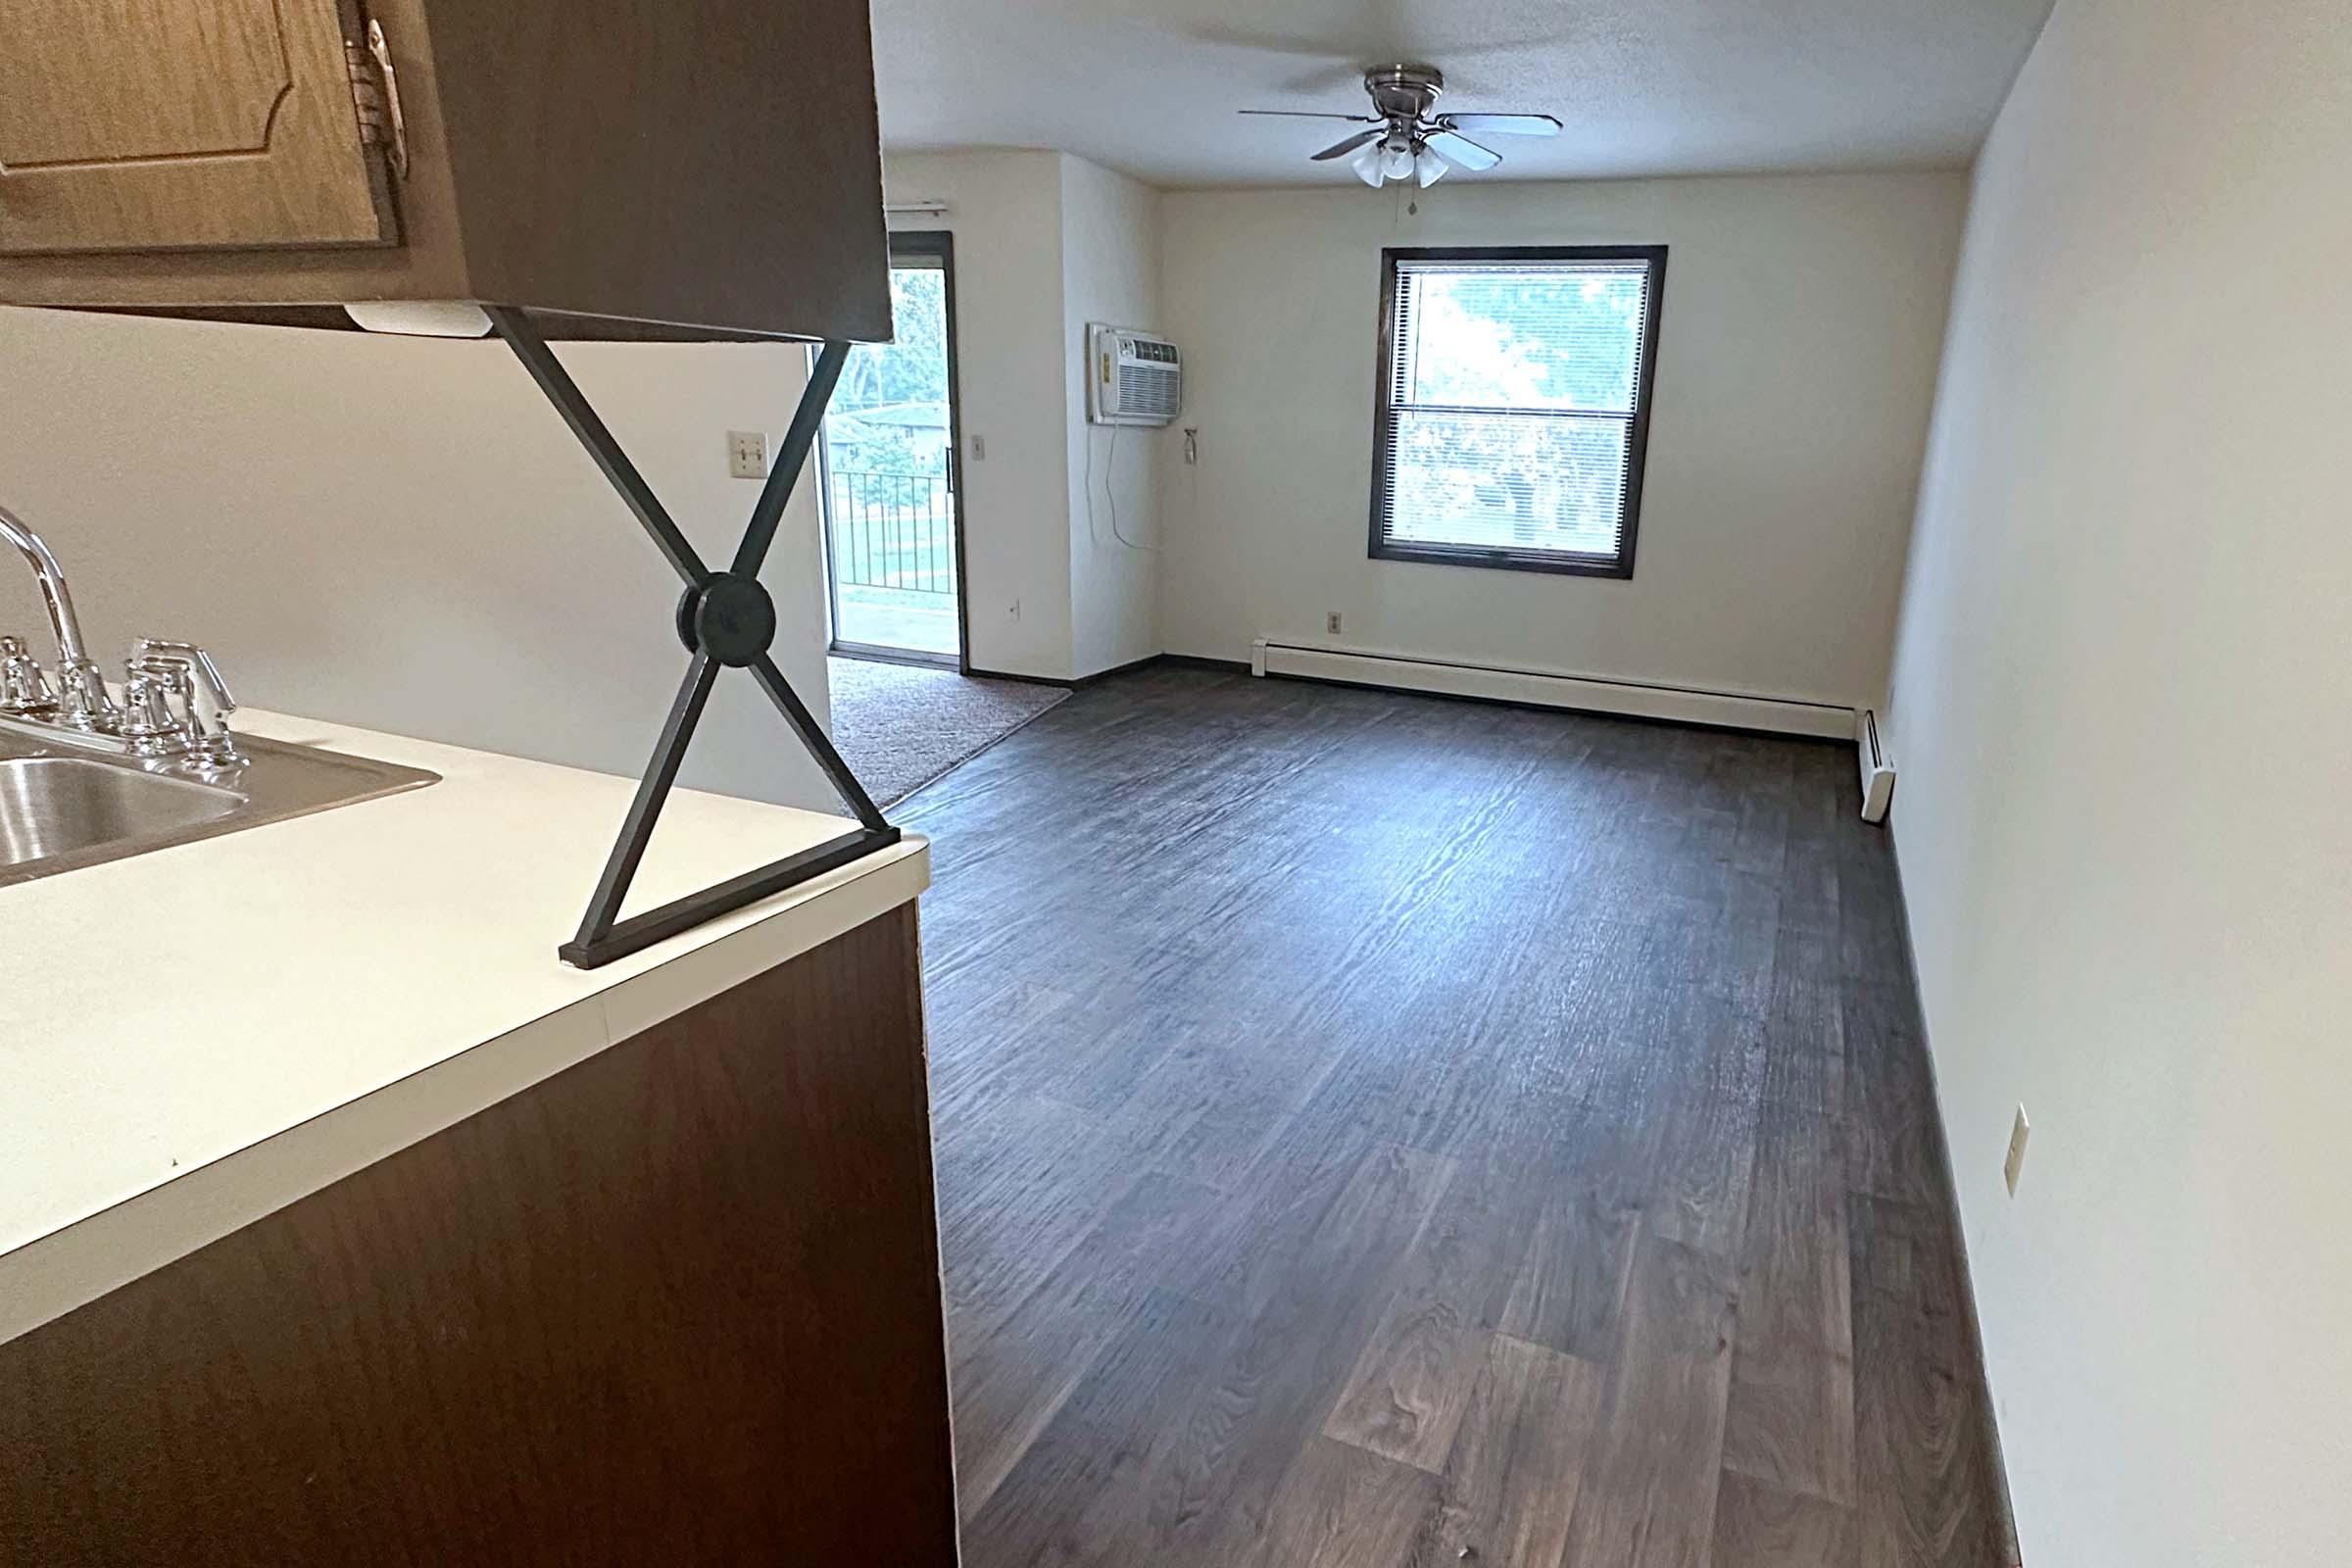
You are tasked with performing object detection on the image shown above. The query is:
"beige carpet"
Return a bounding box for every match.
[828,657,1068,807]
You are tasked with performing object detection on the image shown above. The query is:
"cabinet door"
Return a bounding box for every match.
[0,0,398,255]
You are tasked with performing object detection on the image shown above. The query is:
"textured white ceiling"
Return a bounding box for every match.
[870,0,2054,187]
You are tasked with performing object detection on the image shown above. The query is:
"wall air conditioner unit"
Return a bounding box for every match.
[1086,323,1184,427]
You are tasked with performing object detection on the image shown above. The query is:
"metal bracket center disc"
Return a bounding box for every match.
[677,573,777,667]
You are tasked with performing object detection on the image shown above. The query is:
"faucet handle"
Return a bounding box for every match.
[132,638,235,717]
[129,638,244,771]
[0,634,58,716]
[118,669,184,757]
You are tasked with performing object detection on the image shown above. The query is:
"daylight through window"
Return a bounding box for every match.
[1372,247,1666,578]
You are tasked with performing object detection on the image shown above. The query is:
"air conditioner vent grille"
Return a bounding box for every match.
[1088,324,1184,427]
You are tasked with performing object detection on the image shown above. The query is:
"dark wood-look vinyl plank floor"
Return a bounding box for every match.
[903,666,2008,1567]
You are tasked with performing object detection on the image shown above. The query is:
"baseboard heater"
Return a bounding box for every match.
[1856,707,1896,823]
[1250,639,1857,741]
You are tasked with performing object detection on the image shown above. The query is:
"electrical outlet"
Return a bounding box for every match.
[727,429,768,479]
[1326,612,1344,635]
[2004,1106,2032,1196]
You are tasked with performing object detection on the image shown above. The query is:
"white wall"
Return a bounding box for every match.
[0,307,838,809]
[1884,0,2352,1562]
[883,149,1163,680]
[1155,173,1969,707]
[1060,155,1163,676]
[884,150,1075,677]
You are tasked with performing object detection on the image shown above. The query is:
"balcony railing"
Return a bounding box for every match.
[827,469,957,599]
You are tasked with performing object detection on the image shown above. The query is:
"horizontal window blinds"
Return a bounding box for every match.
[1377,254,1659,570]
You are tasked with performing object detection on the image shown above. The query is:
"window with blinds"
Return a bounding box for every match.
[1371,246,1667,578]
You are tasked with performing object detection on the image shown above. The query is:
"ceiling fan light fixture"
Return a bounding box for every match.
[1241,62,1554,186]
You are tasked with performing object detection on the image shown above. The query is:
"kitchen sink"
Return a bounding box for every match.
[0,757,240,870]
[0,724,439,886]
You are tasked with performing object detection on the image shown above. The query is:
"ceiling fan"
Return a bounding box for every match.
[1241,64,1561,187]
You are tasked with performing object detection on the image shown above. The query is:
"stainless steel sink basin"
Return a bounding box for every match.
[0,723,439,886]
[0,757,241,870]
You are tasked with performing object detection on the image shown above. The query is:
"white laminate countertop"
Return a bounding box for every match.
[0,710,928,1347]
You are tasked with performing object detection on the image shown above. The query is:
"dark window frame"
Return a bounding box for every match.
[1369,244,1669,580]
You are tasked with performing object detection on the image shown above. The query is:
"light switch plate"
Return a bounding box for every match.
[727,429,769,479]
[2004,1106,2032,1196]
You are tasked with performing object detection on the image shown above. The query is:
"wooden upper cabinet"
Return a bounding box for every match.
[0,0,398,255]
[0,0,892,342]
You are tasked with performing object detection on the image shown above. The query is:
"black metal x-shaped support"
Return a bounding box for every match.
[487,308,901,969]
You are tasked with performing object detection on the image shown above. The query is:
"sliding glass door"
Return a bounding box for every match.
[818,232,967,666]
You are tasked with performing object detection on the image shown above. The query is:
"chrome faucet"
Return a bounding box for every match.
[0,501,118,731]
[0,503,243,774]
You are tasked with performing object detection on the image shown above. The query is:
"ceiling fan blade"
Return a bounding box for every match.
[1426,129,1502,172]
[1440,113,1563,137]
[1311,127,1387,162]
[1239,109,1377,122]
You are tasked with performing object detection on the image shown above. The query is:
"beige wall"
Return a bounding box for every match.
[884,150,1076,677]
[883,149,1164,680]
[1060,155,1164,677]
[1153,172,1969,706]
[1885,0,2352,1561]
[0,306,838,808]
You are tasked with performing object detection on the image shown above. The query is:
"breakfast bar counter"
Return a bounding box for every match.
[0,710,958,1563]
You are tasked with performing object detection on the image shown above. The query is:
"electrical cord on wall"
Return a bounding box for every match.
[1085,417,1159,554]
